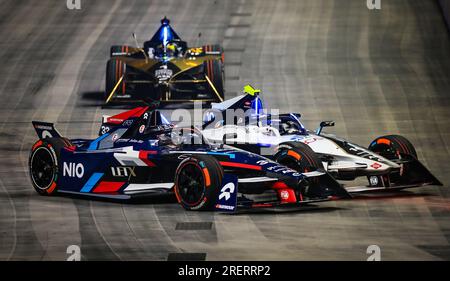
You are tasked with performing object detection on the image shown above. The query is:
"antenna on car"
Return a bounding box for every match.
[132,32,149,62]
[195,32,202,47]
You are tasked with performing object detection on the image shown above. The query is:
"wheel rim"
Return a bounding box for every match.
[177,163,205,206]
[31,147,55,190]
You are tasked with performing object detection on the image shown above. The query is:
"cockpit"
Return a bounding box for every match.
[203,87,308,136]
[144,17,188,60]
[129,109,210,147]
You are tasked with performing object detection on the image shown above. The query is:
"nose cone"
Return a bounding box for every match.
[161,17,170,25]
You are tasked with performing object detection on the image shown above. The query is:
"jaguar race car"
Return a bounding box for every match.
[29,105,349,212]
[201,85,442,193]
[105,17,225,104]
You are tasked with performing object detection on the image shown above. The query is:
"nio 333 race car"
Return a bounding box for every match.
[202,85,442,193]
[29,104,349,212]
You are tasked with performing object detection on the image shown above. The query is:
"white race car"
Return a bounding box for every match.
[202,85,442,192]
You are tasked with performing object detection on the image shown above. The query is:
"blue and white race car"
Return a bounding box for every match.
[29,104,348,212]
[202,85,442,193]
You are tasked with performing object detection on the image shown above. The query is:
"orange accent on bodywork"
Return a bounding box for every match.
[377,139,391,145]
[287,150,301,160]
[47,182,57,194]
[202,168,211,187]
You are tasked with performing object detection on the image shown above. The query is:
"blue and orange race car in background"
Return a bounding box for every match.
[29,105,349,211]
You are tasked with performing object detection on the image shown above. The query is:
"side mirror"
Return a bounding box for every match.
[316,121,335,135]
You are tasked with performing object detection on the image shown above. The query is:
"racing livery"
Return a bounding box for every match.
[105,17,224,104]
[29,104,349,211]
[202,85,442,192]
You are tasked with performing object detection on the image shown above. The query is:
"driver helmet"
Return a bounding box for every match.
[242,85,264,118]
[166,42,177,56]
[243,84,261,96]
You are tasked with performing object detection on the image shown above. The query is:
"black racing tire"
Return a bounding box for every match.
[368,135,418,160]
[29,137,72,196]
[274,141,323,173]
[174,155,223,211]
[204,59,224,102]
[203,44,223,58]
[105,59,126,101]
[110,45,132,57]
[368,135,418,186]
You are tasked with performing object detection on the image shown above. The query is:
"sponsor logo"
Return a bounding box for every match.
[303,137,319,145]
[155,66,173,81]
[280,190,290,200]
[111,134,119,142]
[370,162,382,169]
[41,130,52,139]
[34,124,53,130]
[122,120,134,126]
[100,126,110,135]
[111,167,136,177]
[139,125,145,134]
[107,118,124,123]
[369,176,379,186]
[345,143,383,162]
[63,162,84,178]
[256,159,299,175]
[219,182,235,201]
[215,204,235,211]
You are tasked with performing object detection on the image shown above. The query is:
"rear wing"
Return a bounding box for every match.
[32,121,62,139]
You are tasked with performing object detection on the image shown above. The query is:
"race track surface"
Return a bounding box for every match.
[0,0,449,260]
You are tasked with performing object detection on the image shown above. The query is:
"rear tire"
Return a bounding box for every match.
[29,137,71,196]
[110,45,131,57]
[174,155,223,211]
[274,141,323,173]
[204,59,225,102]
[203,44,224,62]
[105,59,126,101]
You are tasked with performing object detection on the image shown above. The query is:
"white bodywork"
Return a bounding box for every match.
[202,124,400,176]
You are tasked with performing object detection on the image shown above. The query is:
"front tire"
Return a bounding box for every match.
[174,155,223,211]
[368,135,418,185]
[274,141,323,173]
[368,135,417,160]
[29,137,71,195]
